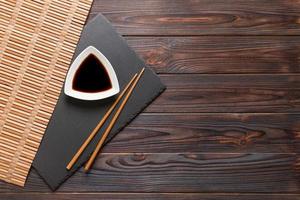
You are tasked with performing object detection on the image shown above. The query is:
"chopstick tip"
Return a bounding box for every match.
[138,67,145,77]
[83,166,90,173]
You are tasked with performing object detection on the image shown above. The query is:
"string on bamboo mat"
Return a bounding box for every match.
[0,0,93,186]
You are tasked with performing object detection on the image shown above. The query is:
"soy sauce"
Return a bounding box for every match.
[72,54,112,93]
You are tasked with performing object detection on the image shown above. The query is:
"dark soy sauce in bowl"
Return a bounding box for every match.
[72,54,112,93]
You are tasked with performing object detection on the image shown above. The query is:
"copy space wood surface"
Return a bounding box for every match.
[2,0,300,199]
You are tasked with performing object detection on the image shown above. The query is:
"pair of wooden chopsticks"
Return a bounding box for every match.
[66,68,145,172]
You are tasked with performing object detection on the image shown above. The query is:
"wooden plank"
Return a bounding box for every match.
[88,0,300,35]
[142,74,300,113]
[103,113,300,153]
[0,153,299,193]
[146,88,300,113]
[126,36,300,74]
[160,74,300,89]
[0,193,299,200]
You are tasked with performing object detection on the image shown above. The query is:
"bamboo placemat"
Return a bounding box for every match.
[0,0,93,186]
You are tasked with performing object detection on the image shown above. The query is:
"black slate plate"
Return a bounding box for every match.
[32,14,165,190]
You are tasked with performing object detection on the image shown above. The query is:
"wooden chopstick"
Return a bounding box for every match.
[84,67,145,172]
[66,73,138,170]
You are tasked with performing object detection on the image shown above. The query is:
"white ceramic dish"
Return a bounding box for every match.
[64,46,120,100]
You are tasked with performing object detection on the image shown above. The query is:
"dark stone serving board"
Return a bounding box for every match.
[32,14,165,191]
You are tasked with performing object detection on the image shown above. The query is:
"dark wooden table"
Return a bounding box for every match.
[1,0,300,199]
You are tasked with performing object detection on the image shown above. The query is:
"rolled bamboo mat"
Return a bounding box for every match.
[0,0,93,186]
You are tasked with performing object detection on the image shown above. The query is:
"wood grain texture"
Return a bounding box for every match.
[160,74,300,89]
[0,153,299,193]
[144,74,300,113]
[1,193,299,200]
[156,73,300,112]
[126,36,300,74]
[88,0,300,35]
[146,88,300,113]
[102,113,300,153]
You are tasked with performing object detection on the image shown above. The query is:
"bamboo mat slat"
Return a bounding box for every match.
[0,0,93,186]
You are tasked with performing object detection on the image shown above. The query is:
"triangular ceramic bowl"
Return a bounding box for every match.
[64,46,120,100]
